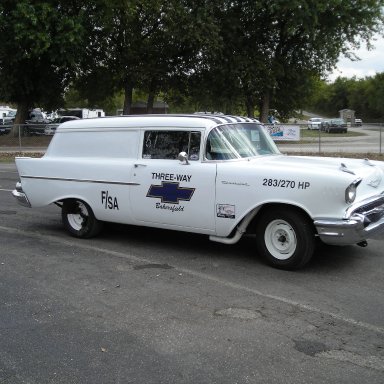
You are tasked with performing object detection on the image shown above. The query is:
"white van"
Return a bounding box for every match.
[12,114,384,269]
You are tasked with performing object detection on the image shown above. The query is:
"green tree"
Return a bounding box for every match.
[75,0,221,114]
[364,73,384,119]
[196,0,384,121]
[307,72,384,121]
[0,0,88,130]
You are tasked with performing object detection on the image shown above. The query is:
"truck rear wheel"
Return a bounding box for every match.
[255,207,315,270]
[62,199,103,238]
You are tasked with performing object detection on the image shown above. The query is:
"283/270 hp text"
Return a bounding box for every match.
[262,178,311,189]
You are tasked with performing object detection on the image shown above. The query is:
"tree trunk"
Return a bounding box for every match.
[12,102,30,137]
[147,91,155,114]
[147,77,157,114]
[245,94,254,118]
[224,102,232,115]
[260,90,270,123]
[123,83,133,115]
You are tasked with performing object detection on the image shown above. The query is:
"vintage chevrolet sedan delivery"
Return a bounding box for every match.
[12,114,384,269]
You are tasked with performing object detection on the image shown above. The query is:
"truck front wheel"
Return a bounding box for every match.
[255,207,315,270]
[62,199,103,238]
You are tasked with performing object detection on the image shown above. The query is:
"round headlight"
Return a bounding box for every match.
[345,184,357,203]
[345,179,362,204]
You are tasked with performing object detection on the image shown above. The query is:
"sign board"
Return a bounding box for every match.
[267,124,300,141]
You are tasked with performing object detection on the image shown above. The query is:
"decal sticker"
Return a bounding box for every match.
[262,179,310,189]
[147,182,195,204]
[151,172,192,182]
[221,181,250,187]
[217,204,235,219]
[155,203,185,212]
[101,191,119,210]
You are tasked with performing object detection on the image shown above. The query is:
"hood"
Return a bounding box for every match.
[254,154,384,192]
[274,154,380,171]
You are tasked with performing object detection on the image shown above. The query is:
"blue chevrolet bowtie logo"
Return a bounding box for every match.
[147,182,195,204]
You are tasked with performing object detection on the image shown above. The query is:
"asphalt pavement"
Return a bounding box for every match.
[0,163,383,384]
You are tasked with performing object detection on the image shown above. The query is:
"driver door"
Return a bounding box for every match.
[130,129,217,234]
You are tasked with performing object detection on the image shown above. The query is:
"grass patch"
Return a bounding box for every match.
[283,152,384,161]
[0,135,52,147]
[300,128,364,138]
[0,152,44,162]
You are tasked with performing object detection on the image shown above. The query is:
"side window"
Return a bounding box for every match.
[143,130,201,160]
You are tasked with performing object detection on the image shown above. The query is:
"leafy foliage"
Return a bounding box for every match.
[0,0,383,121]
[188,0,384,120]
[0,0,88,123]
[308,74,384,121]
[74,0,221,114]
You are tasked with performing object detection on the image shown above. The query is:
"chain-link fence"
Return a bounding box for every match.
[1,122,383,156]
[0,124,53,153]
[267,123,383,155]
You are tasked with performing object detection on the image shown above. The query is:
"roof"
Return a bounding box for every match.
[57,114,260,132]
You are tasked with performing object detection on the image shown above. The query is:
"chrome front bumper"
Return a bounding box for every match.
[314,194,384,246]
[12,182,31,208]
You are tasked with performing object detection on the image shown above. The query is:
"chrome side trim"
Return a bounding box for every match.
[20,175,140,186]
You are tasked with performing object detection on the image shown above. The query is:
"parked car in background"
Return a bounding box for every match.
[355,118,363,126]
[307,117,323,130]
[0,126,11,135]
[25,109,50,125]
[0,107,14,134]
[44,116,80,135]
[44,126,58,136]
[1,110,16,126]
[320,118,348,133]
[24,108,52,136]
[24,126,46,136]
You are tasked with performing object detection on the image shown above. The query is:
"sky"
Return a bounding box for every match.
[328,33,384,81]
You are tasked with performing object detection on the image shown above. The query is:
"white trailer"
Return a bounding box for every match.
[60,108,105,119]
[0,106,16,118]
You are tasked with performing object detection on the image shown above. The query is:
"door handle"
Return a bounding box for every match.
[134,163,147,168]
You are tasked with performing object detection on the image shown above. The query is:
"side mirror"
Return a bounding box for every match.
[178,151,189,165]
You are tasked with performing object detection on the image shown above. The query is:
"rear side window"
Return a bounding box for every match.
[143,130,201,160]
[46,130,139,158]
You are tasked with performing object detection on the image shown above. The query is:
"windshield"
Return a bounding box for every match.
[206,123,280,160]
